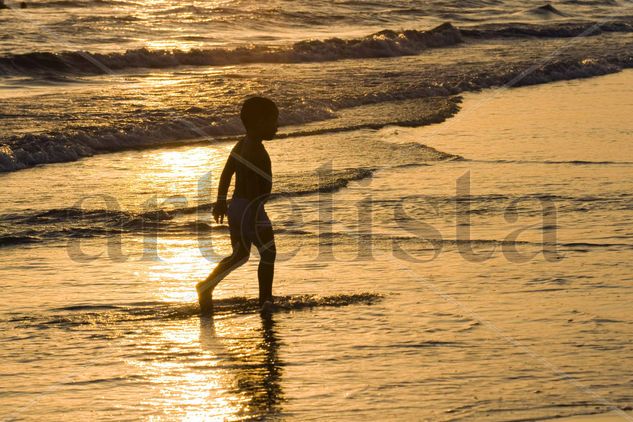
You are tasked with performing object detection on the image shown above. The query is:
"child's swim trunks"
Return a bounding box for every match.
[227,197,272,247]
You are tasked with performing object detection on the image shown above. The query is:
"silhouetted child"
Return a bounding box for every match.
[197,97,278,315]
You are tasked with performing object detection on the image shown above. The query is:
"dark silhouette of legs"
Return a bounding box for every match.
[198,224,251,315]
[198,203,275,315]
[254,225,276,305]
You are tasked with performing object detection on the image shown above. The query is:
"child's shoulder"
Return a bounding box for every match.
[230,138,245,153]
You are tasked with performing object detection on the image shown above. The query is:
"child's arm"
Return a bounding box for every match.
[212,145,238,223]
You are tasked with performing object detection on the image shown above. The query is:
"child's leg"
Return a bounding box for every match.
[254,225,276,305]
[197,243,250,314]
[198,242,250,293]
[198,198,257,314]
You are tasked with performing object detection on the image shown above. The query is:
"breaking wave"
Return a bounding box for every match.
[0,23,463,76]
[2,50,631,173]
[1,20,632,77]
[1,18,633,174]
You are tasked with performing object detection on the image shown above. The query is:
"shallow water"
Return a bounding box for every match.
[1,71,632,420]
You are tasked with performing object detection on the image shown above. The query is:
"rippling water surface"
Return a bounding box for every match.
[1,0,633,420]
[1,71,632,420]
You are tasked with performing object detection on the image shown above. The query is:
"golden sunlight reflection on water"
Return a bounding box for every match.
[159,321,244,421]
[121,145,233,304]
[132,315,281,420]
[145,239,214,303]
[135,145,226,202]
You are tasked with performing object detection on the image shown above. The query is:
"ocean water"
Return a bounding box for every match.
[1,0,633,172]
[1,0,633,420]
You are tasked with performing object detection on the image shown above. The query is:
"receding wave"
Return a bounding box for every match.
[0,207,174,247]
[0,96,461,173]
[0,131,466,248]
[8,293,383,328]
[272,168,377,197]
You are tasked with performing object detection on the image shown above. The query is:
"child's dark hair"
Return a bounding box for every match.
[240,97,278,129]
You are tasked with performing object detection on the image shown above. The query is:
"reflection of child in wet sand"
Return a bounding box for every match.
[197,97,278,315]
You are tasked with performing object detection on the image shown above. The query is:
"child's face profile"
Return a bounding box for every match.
[254,114,278,140]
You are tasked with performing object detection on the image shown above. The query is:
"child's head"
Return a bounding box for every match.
[240,97,279,140]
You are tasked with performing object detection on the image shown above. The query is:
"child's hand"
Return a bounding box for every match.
[212,199,228,224]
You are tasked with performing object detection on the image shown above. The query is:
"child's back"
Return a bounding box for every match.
[232,138,272,203]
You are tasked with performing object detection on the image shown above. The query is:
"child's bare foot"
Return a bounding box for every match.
[198,290,213,316]
[260,299,274,314]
